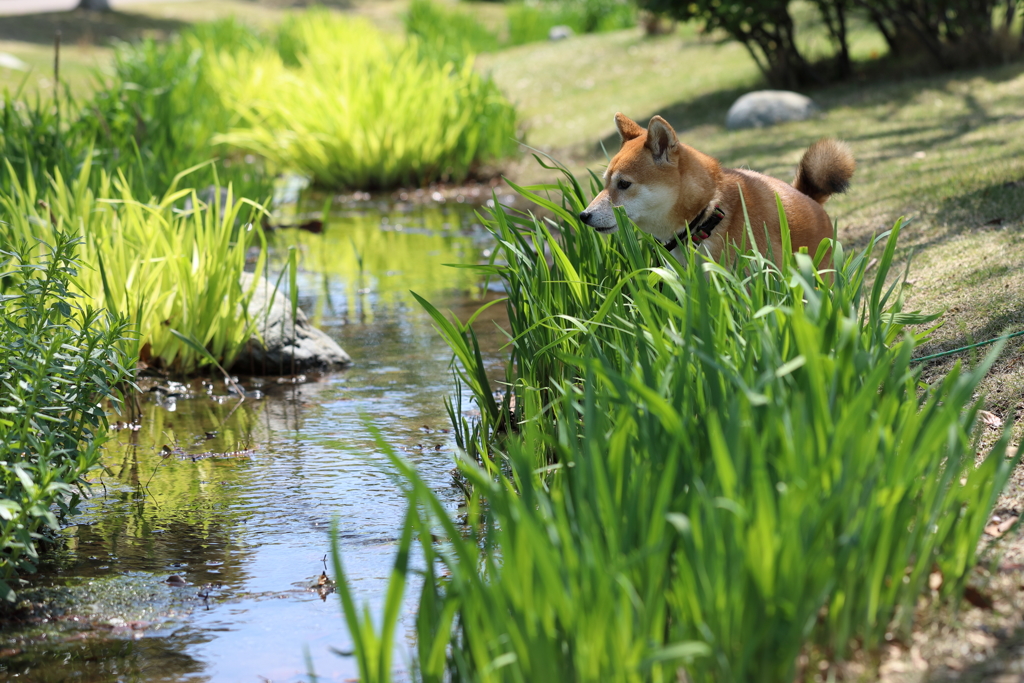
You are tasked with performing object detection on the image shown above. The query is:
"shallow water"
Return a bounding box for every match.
[0,197,511,682]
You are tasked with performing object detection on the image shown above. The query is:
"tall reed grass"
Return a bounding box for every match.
[211,11,519,189]
[0,158,269,375]
[332,170,1016,681]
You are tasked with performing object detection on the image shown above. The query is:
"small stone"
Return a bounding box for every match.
[725,90,820,130]
[231,273,352,374]
[548,25,574,41]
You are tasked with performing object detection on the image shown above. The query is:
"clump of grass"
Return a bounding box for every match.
[332,169,1016,681]
[0,232,135,600]
[405,0,500,63]
[88,20,270,199]
[0,158,269,375]
[0,19,272,202]
[211,11,519,190]
[405,0,637,53]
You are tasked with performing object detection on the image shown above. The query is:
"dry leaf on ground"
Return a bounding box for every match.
[985,515,1019,538]
[979,410,1004,428]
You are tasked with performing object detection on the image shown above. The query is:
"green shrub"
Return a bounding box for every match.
[406,0,500,63]
[0,90,85,197]
[0,158,269,374]
[0,19,271,202]
[3,11,518,195]
[555,0,637,32]
[332,171,1016,681]
[211,11,519,189]
[507,3,584,43]
[88,20,270,200]
[0,232,135,600]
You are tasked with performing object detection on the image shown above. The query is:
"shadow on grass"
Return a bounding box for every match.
[603,61,1024,162]
[0,9,188,46]
[592,84,756,155]
[936,180,1024,233]
[915,295,1024,411]
[924,609,1024,683]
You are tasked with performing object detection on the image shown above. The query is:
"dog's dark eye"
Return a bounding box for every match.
[617,180,632,190]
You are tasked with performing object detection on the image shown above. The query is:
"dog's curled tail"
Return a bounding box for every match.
[793,138,855,204]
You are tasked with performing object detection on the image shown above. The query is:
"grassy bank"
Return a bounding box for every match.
[334,173,1017,681]
[476,23,1024,433]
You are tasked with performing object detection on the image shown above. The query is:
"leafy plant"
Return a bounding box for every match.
[0,232,136,600]
[87,21,270,200]
[332,170,1016,681]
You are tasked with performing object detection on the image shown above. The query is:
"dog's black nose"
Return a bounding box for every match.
[579,211,591,224]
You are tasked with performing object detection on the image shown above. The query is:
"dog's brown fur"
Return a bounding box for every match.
[579,113,855,268]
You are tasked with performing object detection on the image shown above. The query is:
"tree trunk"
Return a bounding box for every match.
[816,0,852,79]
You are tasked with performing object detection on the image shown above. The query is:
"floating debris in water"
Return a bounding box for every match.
[183,448,257,462]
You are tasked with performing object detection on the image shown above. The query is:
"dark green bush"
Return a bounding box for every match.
[555,0,637,32]
[853,0,1023,66]
[636,0,1024,87]
[0,232,136,600]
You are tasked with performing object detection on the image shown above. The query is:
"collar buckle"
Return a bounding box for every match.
[659,206,725,252]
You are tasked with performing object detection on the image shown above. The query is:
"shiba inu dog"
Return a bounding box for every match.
[579,113,855,268]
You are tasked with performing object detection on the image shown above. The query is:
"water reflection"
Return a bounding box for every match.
[1,199,509,681]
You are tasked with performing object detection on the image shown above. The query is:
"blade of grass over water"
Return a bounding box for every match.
[333,168,1016,681]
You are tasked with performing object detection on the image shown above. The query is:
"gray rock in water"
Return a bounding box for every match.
[725,90,819,130]
[548,25,575,41]
[231,272,352,374]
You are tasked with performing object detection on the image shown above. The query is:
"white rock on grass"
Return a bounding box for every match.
[725,90,820,130]
[0,53,29,72]
[548,25,575,41]
[231,272,352,374]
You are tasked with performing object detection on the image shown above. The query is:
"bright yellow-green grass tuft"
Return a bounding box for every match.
[0,158,268,375]
[210,12,519,190]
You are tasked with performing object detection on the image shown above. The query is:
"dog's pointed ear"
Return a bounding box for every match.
[614,113,643,144]
[645,116,679,162]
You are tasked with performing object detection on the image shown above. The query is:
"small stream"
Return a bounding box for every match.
[0,191,516,682]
